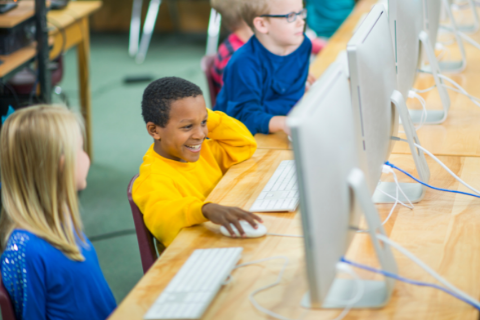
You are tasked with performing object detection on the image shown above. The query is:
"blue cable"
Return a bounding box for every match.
[385,161,480,199]
[340,257,480,310]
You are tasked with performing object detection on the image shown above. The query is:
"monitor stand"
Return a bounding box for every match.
[449,0,479,33]
[411,30,452,125]
[436,0,468,73]
[302,168,397,309]
[373,90,431,204]
[420,0,467,74]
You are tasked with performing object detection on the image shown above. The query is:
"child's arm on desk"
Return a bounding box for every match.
[135,176,262,244]
[206,109,257,172]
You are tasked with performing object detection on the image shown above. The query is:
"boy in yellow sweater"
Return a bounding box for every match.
[133,77,262,249]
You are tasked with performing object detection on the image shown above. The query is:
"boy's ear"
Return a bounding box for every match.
[253,17,269,34]
[146,122,162,140]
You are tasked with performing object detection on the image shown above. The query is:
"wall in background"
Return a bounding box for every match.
[90,0,211,33]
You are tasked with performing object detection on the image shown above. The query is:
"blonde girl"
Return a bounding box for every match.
[0,105,116,320]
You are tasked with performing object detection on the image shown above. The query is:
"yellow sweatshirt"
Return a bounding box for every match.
[132,109,257,247]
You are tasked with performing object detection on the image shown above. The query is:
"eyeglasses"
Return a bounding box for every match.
[260,8,307,23]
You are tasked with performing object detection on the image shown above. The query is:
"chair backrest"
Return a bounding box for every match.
[201,54,218,108]
[127,175,158,274]
[0,272,17,320]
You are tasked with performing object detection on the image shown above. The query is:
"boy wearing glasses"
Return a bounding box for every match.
[214,0,312,135]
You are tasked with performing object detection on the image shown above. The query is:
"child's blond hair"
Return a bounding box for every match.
[0,105,86,261]
[238,0,271,30]
[211,0,249,31]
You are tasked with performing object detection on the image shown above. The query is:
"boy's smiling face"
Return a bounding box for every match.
[147,95,208,163]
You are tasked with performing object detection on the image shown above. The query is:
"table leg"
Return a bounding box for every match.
[77,16,93,159]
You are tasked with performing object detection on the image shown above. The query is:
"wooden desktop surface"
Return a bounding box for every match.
[257,0,480,158]
[109,149,480,320]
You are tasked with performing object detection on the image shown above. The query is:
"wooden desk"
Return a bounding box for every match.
[109,149,480,320]
[0,1,101,158]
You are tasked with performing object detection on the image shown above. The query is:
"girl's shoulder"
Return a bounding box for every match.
[2,230,52,264]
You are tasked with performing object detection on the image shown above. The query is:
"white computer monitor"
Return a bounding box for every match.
[388,0,451,124]
[424,0,467,73]
[347,4,430,203]
[388,0,423,99]
[288,61,397,310]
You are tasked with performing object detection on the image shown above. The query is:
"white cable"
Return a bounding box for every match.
[358,167,413,233]
[329,263,365,320]
[267,233,303,238]
[390,168,415,209]
[443,84,480,102]
[414,142,480,195]
[377,189,414,209]
[376,234,480,309]
[393,137,480,196]
[408,90,427,131]
[380,188,398,227]
[232,258,362,320]
[412,85,437,94]
[435,43,451,61]
[459,31,480,51]
[438,74,480,108]
[234,256,294,320]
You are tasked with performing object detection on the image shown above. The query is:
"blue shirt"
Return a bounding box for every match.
[306,0,355,38]
[1,230,116,320]
[214,35,312,135]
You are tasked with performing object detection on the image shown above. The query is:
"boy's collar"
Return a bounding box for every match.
[252,34,308,58]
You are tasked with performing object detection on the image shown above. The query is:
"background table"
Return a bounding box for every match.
[0,1,101,158]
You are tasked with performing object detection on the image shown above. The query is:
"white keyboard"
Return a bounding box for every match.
[144,247,243,320]
[249,160,299,212]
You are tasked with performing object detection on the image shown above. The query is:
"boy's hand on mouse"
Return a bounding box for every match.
[202,203,263,238]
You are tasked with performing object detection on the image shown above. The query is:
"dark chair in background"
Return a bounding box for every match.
[201,54,217,108]
[7,56,69,106]
[127,174,158,274]
[0,272,17,320]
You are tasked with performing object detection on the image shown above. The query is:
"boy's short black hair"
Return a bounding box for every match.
[141,77,203,127]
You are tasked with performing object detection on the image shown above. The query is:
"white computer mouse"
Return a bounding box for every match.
[220,220,267,238]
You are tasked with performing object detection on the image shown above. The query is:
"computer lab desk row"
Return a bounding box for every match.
[294,0,480,159]
[109,150,480,320]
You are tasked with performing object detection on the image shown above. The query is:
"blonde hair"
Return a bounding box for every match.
[0,105,86,261]
[211,0,247,31]
[239,0,271,30]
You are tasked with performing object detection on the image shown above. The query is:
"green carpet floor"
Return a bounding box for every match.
[60,33,209,304]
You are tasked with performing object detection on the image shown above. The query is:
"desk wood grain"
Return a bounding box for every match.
[109,149,480,320]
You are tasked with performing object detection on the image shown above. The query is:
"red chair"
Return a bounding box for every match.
[7,57,64,95]
[127,174,158,274]
[0,272,16,320]
[201,55,217,108]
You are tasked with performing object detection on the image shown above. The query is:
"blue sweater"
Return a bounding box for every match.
[214,35,312,135]
[1,230,116,320]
